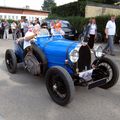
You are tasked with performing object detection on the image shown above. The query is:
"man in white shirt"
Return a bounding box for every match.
[103,15,116,56]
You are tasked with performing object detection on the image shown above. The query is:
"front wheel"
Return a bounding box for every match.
[45,66,75,106]
[93,57,119,89]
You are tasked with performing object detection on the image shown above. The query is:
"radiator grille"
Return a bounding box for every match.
[78,45,91,72]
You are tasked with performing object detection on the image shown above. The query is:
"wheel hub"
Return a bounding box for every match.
[53,84,57,91]
[6,59,10,64]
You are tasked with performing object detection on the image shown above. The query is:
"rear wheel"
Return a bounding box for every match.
[46,66,75,106]
[5,49,17,73]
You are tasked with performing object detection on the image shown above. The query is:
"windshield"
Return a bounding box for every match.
[61,22,69,28]
[46,20,70,28]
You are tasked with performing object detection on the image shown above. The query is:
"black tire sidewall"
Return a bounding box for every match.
[5,49,17,73]
[94,57,119,89]
[46,66,75,106]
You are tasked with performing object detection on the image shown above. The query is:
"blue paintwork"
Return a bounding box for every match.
[15,35,80,74]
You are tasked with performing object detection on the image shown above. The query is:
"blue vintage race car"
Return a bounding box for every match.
[5,35,119,106]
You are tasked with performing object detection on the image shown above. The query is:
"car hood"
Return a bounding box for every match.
[35,36,79,58]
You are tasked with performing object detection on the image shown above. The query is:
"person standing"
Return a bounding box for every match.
[11,21,17,40]
[3,19,9,39]
[20,19,25,37]
[103,15,116,56]
[1,20,5,39]
[23,19,29,35]
[87,18,97,49]
[34,19,40,29]
[0,20,2,39]
[16,20,21,38]
[82,18,92,42]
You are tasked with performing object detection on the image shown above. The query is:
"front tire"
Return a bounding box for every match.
[93,57,119,89]
[5,49,17,73]
[45,66,75,106]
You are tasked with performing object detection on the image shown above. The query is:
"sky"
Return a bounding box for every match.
[0,0,78,10]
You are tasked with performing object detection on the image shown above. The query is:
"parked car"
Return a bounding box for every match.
[43,19,78,40]
[5,34,119,106]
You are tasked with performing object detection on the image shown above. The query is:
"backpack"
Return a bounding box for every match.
[24,51,41,75]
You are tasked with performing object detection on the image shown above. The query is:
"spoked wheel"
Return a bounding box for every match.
[46,66,75,106]
[5,49,17,73]
[93,57,119,89]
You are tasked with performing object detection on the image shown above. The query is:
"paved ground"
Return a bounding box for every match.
[0,38,120,120]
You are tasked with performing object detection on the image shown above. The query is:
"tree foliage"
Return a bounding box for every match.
[42,0,56,11]
[83,0,116,4]
[52,2,79,17]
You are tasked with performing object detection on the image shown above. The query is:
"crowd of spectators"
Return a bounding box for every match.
[0,18,41,40]
[0,18,65,41]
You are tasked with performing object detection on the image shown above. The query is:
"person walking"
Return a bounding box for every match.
[87,18,97,49]
[3,19,9,39]
[103,15,116,56]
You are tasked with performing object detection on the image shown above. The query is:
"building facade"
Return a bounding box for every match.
[85,3,120,18]
[0,6,49,20]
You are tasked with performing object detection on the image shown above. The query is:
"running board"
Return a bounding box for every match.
[88,78,107,89]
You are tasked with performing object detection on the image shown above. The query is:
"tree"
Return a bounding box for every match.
[78,0,115,4]
[42,0,56,11]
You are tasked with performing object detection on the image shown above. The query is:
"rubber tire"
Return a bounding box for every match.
[93,57,119,89]
[32,44,48,75]
[5,49,17,73]
[45,66,75,106]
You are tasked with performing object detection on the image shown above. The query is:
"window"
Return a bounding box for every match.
[4,15,7,19]
[12,16,14,19]
[16,16,18,20]
[29,16,31,20]
[8,16,11,19]
[0,15,2,19]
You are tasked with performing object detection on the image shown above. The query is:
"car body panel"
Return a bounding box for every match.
[35,35,78,73]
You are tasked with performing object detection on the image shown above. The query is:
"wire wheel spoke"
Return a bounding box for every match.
[50,75,67,99]
[99,62,113,82]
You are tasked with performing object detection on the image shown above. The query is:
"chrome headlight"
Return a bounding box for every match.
[95,46,103,58]
[69,49,79,63]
